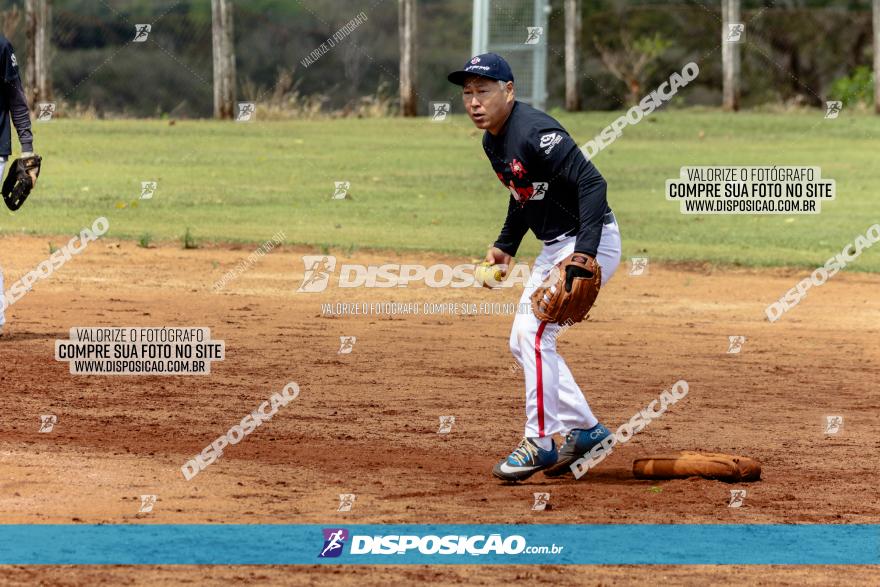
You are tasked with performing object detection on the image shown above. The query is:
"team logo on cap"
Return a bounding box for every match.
[470,56,481,64]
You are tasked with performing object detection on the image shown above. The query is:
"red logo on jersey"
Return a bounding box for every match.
[509,159,526,179]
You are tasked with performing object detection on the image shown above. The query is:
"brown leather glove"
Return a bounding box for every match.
[531,253,601,324]
[3,154,41,211]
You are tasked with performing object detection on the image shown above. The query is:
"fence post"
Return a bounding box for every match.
[722,0,741,112]
[25,0,51,107]
[399,0,417,117]
[564,0,581,111]
[212,0,236,119]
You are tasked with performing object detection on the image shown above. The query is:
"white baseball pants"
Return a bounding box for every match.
[509,221,622,439]
[0,262,4,326]
[0,159,6,327]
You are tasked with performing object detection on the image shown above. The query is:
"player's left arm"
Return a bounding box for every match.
[2,44,36,183]
[529,127,606,258]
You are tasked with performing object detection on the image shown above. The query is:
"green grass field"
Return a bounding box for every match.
[3,110,878,271]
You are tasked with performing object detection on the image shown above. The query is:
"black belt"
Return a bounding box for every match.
[543,211,616,244]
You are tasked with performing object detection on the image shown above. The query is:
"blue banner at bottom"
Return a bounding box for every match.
[0,524,877,565]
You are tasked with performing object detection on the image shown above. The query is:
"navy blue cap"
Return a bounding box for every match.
[447,53,514,86]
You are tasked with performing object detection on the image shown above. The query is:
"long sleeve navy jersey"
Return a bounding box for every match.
[0,36,33,156]
[482,101,610,257]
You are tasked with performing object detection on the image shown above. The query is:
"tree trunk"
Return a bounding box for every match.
[398,0,417,117]
[874,0,880,113]
[212,0,236,119]
[628,78,640,107]
[25,0,51,107]
[721,0,741,111]
[564,0,581,111]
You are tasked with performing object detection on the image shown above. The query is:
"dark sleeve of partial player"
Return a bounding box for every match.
[1,42,33,153]
[493,197,529,256]
[534,132,607,257]
[5,77,33,152]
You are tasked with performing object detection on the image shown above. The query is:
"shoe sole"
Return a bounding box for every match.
[544,444,609,477]
[492,464,551,482]
[542,455,579,477]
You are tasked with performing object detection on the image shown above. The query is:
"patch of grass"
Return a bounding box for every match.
[137,232,153,248]
[2,114,879,271]
[48,242,58,254]
[181,227,198,250]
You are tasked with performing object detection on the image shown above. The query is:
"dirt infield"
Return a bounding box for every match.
[1,234,878,584]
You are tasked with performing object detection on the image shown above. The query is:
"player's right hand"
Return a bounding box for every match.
[484,246,512,276]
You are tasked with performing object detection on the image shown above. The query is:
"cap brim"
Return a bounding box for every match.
[447,70,505,86]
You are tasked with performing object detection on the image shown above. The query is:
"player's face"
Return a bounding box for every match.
[462,77,514,135]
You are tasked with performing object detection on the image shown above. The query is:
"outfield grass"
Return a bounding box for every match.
[2,110,879,271]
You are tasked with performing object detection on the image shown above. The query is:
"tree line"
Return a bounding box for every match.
[1,0,875,118]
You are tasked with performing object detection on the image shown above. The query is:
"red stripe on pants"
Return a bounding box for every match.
[534,321,548,437]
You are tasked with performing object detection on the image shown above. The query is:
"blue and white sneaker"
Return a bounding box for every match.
[492,438,558,482]
[543,423,612,477]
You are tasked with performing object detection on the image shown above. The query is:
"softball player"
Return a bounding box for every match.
[448,54,621,481]
[0,34,37,338]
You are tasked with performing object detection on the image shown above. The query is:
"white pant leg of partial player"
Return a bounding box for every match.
[0,157,6,326]
[0,265,5,326]
[509,247,565,440]
[0,161,5,328]
[551,222,623,432]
